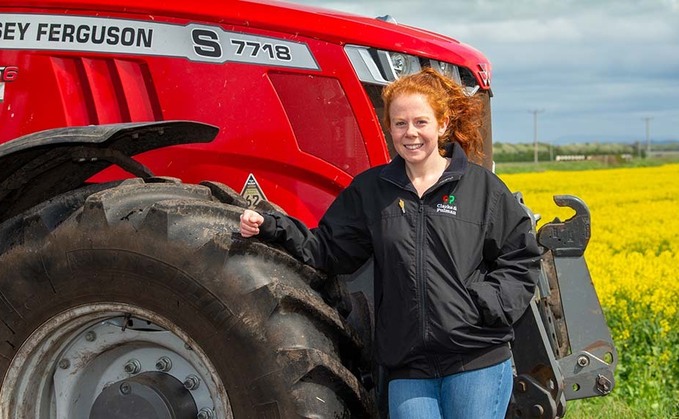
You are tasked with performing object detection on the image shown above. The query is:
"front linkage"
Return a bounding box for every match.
[509,195,617,418]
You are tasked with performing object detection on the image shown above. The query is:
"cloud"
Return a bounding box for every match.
[288,0,679,143]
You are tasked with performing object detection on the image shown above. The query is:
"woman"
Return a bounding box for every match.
[240,67,540,418]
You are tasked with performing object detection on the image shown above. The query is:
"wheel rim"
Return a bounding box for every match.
[0,303,232,419]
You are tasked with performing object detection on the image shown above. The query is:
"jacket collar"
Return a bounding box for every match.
[379,142,468,188]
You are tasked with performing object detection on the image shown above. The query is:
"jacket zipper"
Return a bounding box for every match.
[416,197,440,378]
[383,173,461,379]
[419,178,462,378]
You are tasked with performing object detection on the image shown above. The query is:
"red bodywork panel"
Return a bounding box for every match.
[0,0,491,226]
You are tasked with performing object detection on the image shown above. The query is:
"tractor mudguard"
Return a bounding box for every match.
[0,120,218,223]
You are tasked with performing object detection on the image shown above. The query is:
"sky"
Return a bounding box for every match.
[288,0,679,145]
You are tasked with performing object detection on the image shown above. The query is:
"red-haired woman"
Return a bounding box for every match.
[240,67,540,419]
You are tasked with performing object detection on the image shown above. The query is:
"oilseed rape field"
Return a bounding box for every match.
[500,163,679,418]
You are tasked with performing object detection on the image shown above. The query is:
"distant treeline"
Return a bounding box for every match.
[493,141,679,162]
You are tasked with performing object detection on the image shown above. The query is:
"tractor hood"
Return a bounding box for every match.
[0,120,218,222]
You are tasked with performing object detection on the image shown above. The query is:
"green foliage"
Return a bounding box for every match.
[567,302,679,418]
[493,142,639,163]
[495,155,679,174]
[614,312,677,414]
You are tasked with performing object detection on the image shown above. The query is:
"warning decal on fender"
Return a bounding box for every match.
[0,13,319,69]
[240,173,267,207]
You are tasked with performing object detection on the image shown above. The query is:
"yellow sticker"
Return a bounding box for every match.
[240,173,267,207]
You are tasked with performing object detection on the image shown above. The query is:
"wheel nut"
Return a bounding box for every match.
[155,357,172,372]
[124,359,141,375]
[58,359,70,369]
[197,408,214,419]
[85,331,97,342]
[183,375,200,391]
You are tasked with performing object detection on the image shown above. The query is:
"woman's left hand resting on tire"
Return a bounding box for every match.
[240,209,264,237]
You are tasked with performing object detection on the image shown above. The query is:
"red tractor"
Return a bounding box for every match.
[0,1,615,417]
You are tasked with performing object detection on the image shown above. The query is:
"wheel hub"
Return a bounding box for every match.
[90,372,197,419]
[0,304,231,419]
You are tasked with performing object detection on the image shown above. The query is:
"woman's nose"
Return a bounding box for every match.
[406,122,417,136]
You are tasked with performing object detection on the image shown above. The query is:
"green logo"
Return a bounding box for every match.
[443,195,455,205]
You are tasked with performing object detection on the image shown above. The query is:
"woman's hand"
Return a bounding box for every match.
[240,209,264,237]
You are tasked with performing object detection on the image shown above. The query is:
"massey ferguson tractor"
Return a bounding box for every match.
[0,1,616,417]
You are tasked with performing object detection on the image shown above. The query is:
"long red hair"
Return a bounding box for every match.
[382,67,484,163]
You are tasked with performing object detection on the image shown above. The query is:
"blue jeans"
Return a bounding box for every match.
[388,358,513,419]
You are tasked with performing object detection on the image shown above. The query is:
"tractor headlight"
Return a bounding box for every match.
[378,50,421,79]
[345,45,479,95]
[428,59,479,96]
[430,60,458,82]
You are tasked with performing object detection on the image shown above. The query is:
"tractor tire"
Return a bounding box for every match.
[0,178,374,418]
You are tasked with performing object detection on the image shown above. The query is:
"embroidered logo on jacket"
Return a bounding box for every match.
[437,194,457,215]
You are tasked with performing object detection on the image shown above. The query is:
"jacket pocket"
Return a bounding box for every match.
[461,270,484,322]
[466,273,511,328]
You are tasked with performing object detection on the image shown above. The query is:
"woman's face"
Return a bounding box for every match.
[388,93,448,168]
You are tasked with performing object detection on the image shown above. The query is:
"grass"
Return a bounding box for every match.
[566,395,677,419]
[494,156,679,174]
[567,393,679,419]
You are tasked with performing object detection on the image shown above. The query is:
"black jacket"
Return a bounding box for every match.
[258,143,541,379]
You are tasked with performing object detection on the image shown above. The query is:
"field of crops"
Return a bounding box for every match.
[499,163,679,418]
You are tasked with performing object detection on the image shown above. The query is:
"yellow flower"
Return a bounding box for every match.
[500,164,679,338]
